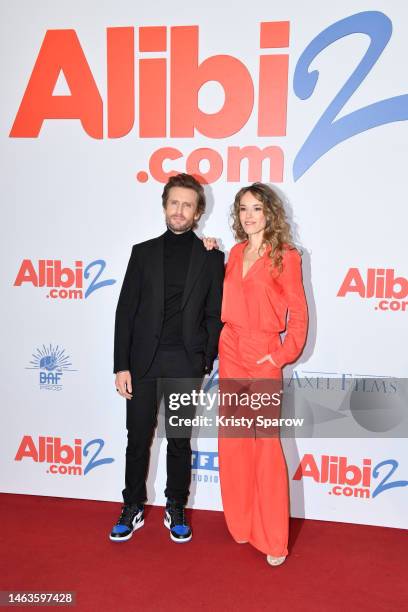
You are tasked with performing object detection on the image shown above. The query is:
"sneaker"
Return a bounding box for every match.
[164,499,192,543]
[109,503,144,542]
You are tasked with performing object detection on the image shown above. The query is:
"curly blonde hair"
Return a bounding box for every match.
[231,183,295,273]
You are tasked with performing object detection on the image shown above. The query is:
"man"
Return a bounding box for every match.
[110,173,225,543]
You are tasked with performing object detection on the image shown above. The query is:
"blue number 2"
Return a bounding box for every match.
[83,438,114,475]
[293,11,408,180]
[84,259,116,298]
[371,459,408,498]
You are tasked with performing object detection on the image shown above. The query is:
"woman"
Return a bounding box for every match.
[206,183,308,566]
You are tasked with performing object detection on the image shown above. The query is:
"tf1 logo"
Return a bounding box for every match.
[14,258,116,299]
[191,450,218,471]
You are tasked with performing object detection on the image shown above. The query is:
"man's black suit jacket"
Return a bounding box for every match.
[114,230,225,378]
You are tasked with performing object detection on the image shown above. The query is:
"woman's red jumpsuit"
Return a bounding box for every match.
[218,241,308,557]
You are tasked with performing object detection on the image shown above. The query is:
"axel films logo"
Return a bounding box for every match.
[14,259,116,300]
[191,450,219,485]
[293,453,408,499]
[15,435,114,477]
[26,344,76,391]
[337,268,408,312]
[9,11,408,183]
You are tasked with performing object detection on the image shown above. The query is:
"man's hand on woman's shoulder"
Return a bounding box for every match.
[202,236,219,250]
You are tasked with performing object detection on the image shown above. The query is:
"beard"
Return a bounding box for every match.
[166,216,194,233]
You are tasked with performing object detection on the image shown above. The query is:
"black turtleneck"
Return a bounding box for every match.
[159,227,194,349]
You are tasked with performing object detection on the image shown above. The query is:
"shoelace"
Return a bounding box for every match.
[170,504,186,526]
[117,504,137,525]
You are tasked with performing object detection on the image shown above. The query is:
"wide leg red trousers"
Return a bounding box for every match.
[218,323,289,557]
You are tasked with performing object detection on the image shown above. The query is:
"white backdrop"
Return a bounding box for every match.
[1,0,407,529]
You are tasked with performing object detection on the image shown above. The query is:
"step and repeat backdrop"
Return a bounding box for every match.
[1,0,407,529]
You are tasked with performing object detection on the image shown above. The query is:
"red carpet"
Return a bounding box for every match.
[0,493,407,611]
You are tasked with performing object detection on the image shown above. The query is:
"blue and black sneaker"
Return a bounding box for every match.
[109,503,144,542]
[164,499,192,543]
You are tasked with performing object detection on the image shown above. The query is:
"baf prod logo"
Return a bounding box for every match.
[15,435,114,477]
[26,344,76,391]
[191,450,219,485]
[293,454,408,500]
[14,259,116,300]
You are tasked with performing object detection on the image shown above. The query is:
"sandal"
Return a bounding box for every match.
[266,554,286,566]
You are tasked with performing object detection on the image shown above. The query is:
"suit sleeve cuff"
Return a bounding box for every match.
[114,365,130,374]
[205,359,214,374]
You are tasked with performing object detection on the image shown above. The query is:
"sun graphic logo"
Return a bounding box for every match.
[26,344,77,391]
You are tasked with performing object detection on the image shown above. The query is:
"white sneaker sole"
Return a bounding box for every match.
[163,516,192,543]
[109,518,144,542]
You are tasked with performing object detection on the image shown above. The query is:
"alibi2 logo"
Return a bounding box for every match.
[337,268,408,312]
[15,435,114,477]
[9,11,408,184]
[26,344,76,391]
[293,454,408,499]
[14,258,116,300]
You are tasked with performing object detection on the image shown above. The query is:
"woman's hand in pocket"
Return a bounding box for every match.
[256,353,278,367]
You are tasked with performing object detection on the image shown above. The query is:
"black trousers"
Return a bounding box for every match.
[122,346,204,506]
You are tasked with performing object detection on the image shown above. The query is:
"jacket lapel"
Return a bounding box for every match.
[150,232,166,311]
[181,233,207,309]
